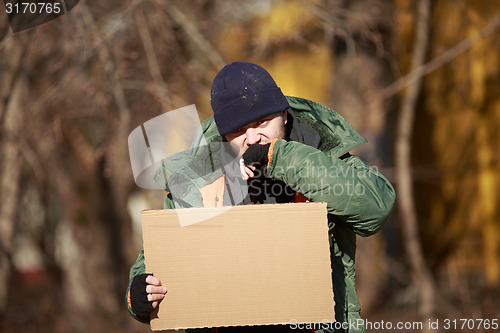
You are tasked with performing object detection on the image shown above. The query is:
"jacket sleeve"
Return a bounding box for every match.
[266,139,396,237]
[125,249,148,322]
[126,192,176,322]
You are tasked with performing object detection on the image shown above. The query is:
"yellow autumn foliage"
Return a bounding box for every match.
[399,0,500,287]
[262,45,332,105]
[255,1,317,44]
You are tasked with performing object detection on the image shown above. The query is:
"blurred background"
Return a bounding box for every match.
[1,0,499,332]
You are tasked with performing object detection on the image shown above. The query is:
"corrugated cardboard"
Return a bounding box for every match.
[141,202,334,331]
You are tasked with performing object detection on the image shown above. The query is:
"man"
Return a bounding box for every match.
[126,62,396,333]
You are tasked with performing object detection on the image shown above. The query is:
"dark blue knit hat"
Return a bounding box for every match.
[210,62,290,136]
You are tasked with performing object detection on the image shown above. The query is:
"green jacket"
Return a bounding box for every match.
[127,96,396,332]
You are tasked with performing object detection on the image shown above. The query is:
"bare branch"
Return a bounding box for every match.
[153,0,226,70]
[306,4,357,56]
[135,9,172,109]
[0,29,12,52]
[78,4,131,121]
[0,34,30,125]
[395,0,436,324]
[121,79,188,106]
[378,10,500,104]
[0,76,25,253]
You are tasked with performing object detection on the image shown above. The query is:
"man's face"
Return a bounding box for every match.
[224,111,287,156]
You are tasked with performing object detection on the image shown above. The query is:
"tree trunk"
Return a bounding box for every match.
[395,0,436,323]
[0,36,29,318]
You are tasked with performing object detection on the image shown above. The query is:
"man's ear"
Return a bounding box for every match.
[283,110,288,125]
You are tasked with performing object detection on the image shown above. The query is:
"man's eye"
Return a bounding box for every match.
[258,119,269,125]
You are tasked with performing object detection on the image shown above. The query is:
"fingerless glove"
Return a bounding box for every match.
[130,273,153,321]
[242,143,271,168]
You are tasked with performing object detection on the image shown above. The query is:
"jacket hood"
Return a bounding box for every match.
[286,96,366,157]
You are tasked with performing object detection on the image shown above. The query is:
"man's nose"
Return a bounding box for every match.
[245,128,260,145]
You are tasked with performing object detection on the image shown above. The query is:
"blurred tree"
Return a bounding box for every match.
[394,0,436,325]
[394,0,500,319]
[421,0,500,290]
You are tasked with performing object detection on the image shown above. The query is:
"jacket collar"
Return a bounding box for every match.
[286,95,366,158]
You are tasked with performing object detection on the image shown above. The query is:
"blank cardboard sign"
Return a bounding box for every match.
[141,202,334,330]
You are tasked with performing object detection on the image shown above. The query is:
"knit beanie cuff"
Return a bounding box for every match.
[214,87,289,136]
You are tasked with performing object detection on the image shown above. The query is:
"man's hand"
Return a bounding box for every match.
[130,274,167,321]
[241,143,270,180]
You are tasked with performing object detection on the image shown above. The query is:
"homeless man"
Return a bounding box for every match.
[126,62,396,333]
